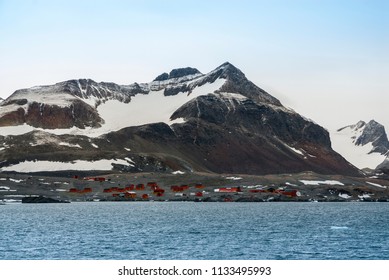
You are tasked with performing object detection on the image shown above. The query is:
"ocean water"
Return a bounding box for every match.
[1,202,389,260]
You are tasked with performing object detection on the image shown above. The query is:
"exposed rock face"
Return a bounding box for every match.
[214,62,282,106]
[337,120,389,155]
[0,100,102,129]
[377,158,389,175]
[355,121,389,154]
[0,79,149,129]
[154,67,201,81]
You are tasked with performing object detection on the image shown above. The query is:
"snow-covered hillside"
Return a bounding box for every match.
[1,62,269,137]
[0,78,226,137]
[331,120,389,169]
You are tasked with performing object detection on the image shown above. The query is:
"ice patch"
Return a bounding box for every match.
[1,199,22,203]
[124,157,135,167]
[330,226,349,230]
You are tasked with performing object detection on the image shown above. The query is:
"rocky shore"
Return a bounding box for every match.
[1,171,389,204]
[22,196,70,203]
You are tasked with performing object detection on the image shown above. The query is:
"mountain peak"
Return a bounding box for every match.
[208,62,282,106]
[356,120,366,129]
[153,67,201,81]
[332,120,389,170]
[356,120,388,149]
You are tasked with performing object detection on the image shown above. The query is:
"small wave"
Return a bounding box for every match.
[330,226,349,230]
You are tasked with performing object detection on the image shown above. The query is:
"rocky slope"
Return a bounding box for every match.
[0,62,360,176]
[331,120,389,170]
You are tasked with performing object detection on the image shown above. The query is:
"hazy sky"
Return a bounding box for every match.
[1,0,388,131]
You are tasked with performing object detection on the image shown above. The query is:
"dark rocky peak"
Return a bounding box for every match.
[214,61,243,77]
[201,62,282,107]
[169,67,201,79]
[339,120,389,155]
[154,72,169,81]
[153,67,201,81]
[356,120,366,129]
[356,120,389,153]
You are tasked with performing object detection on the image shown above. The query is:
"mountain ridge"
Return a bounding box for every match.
[0,62,360,176]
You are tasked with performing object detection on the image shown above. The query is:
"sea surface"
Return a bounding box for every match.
[1,202,389,260]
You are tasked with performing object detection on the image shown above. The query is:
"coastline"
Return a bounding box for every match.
[1,171,389,204]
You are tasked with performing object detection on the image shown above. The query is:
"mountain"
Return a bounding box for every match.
[0,62,360,176]
[376,158,389,175]
[331,120,389,170]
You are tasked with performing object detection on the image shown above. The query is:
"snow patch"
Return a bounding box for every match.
[358,194,371,199]
[284,144,304,156]
[226,176,243,180]
[338,193,351,199]
[366,182,388,189]
[9,178,24,183]
[299,180,344,186]
[285,182,298,187]
[59,142,82,148]
[0,159,134,172]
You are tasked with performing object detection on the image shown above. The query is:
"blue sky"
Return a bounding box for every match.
[0,0,388,130]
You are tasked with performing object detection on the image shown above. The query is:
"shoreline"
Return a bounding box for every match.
[1,171,389,204]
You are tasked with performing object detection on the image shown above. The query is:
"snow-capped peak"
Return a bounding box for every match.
[331,120,389,169]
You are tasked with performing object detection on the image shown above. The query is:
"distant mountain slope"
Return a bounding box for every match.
[0,62,360,176]
[376,157,389,175]
[331,120,389,169]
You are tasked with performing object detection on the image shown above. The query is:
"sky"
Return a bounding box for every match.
[0,0,388,131]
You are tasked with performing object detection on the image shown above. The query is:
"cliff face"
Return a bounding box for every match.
[0,100,102,129]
